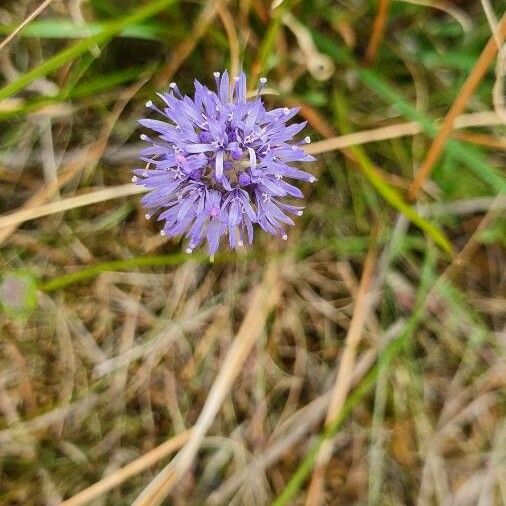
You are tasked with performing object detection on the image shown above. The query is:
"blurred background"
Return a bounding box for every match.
[0,0,505,504]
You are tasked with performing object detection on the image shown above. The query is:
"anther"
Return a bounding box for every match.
[304,136,311,143]
[131,176,138,182]
[145,213,151,219]
[282,234,288,241]
[297,210,304,216]
[185,247,193,254]
[160,230,166,236]
[145,100,153,108]
[140,134,149,141]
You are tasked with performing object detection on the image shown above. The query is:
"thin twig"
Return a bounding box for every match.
[0,184,144,230]
[0,0,56,52]
[60,431,190,506]
[305,242,378,506]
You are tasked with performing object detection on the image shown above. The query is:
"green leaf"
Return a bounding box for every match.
[0,19,177,41]
[0,0,176,102]
[351,146,453,253]
[333,91,453,254]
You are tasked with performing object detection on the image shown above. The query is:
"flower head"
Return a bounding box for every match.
[134,71,315,255]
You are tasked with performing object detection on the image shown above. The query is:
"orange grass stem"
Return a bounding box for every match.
[408,15,506,200]
[364,0,392,66]
[305,240,378,505]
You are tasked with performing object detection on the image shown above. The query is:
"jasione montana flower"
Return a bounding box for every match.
[133,71,315,255]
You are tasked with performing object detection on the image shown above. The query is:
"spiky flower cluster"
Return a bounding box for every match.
[133,71,315,255]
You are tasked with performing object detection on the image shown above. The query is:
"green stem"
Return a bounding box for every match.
[39,253,205,292]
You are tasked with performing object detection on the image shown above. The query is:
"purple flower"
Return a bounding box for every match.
[133,71,315,255]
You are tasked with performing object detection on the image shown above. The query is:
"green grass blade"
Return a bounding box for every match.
[312,32,506,195]
[333,92,453,254]
[39,253,205,292]
[0,0,176,102]
[356,69,506,194]
[0,19,177,41]
[0,65,155,120]
[351,147,453,253]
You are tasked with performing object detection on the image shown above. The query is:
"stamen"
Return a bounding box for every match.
[213,71,221,89]
[309,176,316,183]
[160,230,166,236]
[131,176,138,182]
[297,210,304,216]
[304,136,311,143]
[145,100,153,108]
[282,234,288,241]
[185,247,193,254]
[145,213,151,219]
[257,77,267,96]
[140,134,149,141]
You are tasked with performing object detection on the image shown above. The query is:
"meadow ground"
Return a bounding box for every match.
[0,0,505,504]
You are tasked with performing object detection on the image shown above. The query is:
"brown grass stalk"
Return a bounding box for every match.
[132,261,282,506]
[364,0,392,66]
[451,131,506,150]
[60,431,190,506]
[216,2,241,80]
[0,0,56,52]
[408,14,506,199]
[0,184,144,230]
[305,242,378,506]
